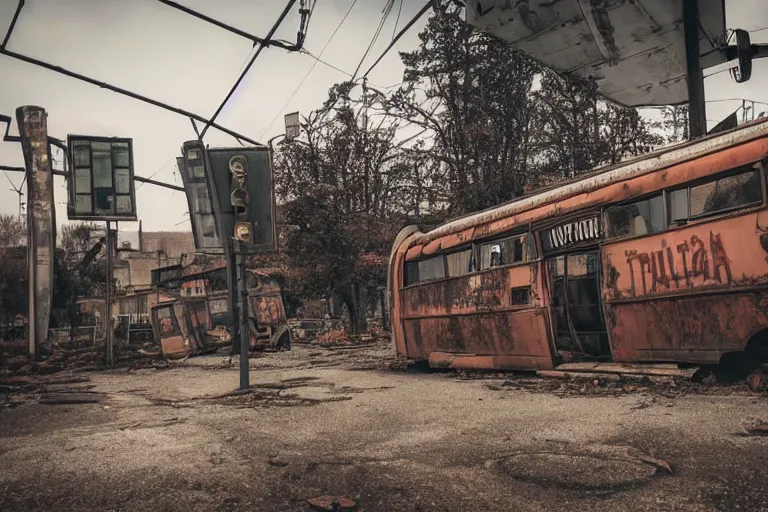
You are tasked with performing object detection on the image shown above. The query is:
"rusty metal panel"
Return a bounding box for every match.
[402,265,539,318]
[602,209,768,362]
[428,352,553,371]
[16,106,55,359]
[403,310,552,363]
[249,293,285,328]
[606,293,768,364]
[412,125,768,247]
[184,298,212,351]
[603,211,768,300]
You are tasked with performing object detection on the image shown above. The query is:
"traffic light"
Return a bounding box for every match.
[204,146,277,254]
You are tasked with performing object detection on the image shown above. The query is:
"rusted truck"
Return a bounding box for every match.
[388,117,768,378]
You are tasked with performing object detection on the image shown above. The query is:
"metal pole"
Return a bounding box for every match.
[683,0,706,138]
[237,241,249,390]
[105,221,114,366]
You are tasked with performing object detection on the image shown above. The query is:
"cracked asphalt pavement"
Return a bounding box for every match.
[1,343,767,511]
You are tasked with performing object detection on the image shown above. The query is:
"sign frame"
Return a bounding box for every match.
[179,143,223,254]
[66,134,138,222]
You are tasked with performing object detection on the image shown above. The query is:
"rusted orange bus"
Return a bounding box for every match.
[388,118,768,375]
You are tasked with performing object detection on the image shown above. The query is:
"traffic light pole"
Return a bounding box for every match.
[236,240,250,390]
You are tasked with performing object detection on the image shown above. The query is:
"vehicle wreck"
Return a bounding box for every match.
[150,255,292,359]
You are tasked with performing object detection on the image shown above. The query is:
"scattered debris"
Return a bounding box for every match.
[307,495,357,511]
[746,370,765,391]
[267,455,289,467]
[38,392,104,405]
[537,370,621,381]
[744,419,768,437]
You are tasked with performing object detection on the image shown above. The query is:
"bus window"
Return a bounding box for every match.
[446,249,472,277]
[405,255,446,285]
[669,165,762,223]
[480,234,527,269]
[606,194,664,238]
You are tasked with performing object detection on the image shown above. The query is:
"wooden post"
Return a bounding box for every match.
[16,106,55,360]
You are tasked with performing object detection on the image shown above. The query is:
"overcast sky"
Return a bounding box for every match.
[0,0,767,233]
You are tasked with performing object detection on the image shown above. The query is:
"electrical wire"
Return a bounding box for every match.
[137,158,176,190]
[259,0,360,138]
[352,0,394,79]
[392,0,404,41]
[300,49,353,76]
[362,0,433,78]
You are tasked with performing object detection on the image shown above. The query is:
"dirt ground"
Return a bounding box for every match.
[1,343,768,512]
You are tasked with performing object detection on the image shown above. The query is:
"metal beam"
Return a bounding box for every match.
[155,0,305,51]
[0,164,25,172]
[198,0,297,139]
[683,0,706,138]
[1,0,24,49]
[0,114,21,142]
[134,175,184,192]
[0,48,264,146]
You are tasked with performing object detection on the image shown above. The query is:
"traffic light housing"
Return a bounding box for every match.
[204,146,277,254]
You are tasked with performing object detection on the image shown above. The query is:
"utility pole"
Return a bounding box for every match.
[237,240,249,389]
[683,0,706,138]
[16,106,55,360]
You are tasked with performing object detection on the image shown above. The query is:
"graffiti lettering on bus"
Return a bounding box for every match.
[623,231,732,296]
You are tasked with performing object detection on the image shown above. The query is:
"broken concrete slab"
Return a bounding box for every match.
[552,362,697,378]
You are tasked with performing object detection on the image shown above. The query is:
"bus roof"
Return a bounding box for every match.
[414,117,768,246]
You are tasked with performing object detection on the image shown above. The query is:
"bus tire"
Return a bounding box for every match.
[715,351,759,384]
[275,325,291,351]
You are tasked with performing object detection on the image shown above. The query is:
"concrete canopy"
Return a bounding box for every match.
[466,0,727,107]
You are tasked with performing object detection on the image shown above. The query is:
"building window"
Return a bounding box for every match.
[446,249,472,277]
[480,234,527,270]
[606,195,664,238]
[670,166,762,224]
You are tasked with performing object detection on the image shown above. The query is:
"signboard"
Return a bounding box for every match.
[467,0,726,107]
[67,135,137,221]
[284,112,300,140]
[542,216,601,252]
[204,146,277,254]
[179,144,222,253]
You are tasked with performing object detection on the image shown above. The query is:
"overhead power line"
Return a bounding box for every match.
[155,0,310,51]
[259,0,360,138]
[362,0,434,78]
[199,0,301,139]
[352,0,394,79]
[392,0,404,41]
[301,49,353,77]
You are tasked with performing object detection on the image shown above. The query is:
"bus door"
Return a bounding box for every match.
[542,216,610,359]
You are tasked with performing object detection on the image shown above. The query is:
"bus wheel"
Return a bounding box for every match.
[715,351,759,384]
[275,328,291,351]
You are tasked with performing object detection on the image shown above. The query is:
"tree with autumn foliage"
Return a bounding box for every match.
[274,83,409,333]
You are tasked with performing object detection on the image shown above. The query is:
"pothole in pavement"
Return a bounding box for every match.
[489,444,671,494]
